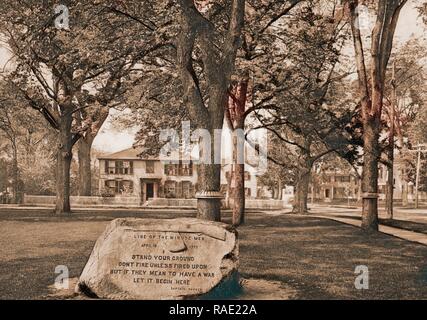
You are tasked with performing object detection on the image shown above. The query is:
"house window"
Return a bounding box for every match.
[106,160,133,175]
[164,181,176,198]
[116,161,133,174]
[105,180,117,193]
[106,160,115,174]
[181,161,193,176]
[220,184,228,194]
[342,176,351,182]
[165,163,178,176]
[164,161,193,176]
[335,176,350,183]
[244,171,250,181]
[379,167,384,179]
[146,161,155,174]
[104,180,134,194]
[182,181,194,199]
[119,180,134,194]
[335,187,346,197]
[245,187,251,197]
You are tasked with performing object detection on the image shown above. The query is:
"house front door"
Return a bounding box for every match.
[146,183,154,199]
[141,179,159,204]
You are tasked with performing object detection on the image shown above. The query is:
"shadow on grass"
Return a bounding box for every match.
[330,214,427,235]
[0,210,426,299]
[238,214,427,299]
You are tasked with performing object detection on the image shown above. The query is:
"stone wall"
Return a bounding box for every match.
[23,195,141,207]
[22,194,287,209]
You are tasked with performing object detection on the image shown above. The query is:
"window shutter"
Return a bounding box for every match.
[105,161,109,174]
[176,181,182,198]
[159,184,164,198]
[190,183,195,198]
[130,161,134,174]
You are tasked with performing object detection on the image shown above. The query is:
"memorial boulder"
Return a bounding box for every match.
[76,218,239,299]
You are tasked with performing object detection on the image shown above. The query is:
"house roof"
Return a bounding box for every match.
[98,147,194,161]
[98,147,159,160]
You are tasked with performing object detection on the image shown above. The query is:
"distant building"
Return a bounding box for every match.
[310,158,421,202]
[98,147,260,203]
[221,162,258,199]
[98,148,197,203]
[310,170,360,202]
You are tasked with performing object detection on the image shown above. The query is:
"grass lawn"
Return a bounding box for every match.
[0,209,426,299]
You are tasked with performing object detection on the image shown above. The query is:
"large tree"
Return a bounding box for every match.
[347,0,408,231]
[114,0,308,223]
[382,39,426,216]
[225,0,305,225]
[243,1,359,214]
[174,0,246,221]
[0,1,151,213]
[0,91,21,203]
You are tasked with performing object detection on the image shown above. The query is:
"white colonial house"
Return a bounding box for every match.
[98,147,259,203]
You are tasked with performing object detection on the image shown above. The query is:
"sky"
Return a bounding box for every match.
[395,1,426,42]
[0,1,426,154]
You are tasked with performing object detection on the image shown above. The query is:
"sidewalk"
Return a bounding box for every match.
[307,205,427,246]
[313,204,427,224]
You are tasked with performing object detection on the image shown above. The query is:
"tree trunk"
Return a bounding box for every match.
[293,167,311,214]
[348,0,407,231]
[11,141,19,204]
[231,118,245,226]
[176,0,245,222]
[78,135,94,196]
[357,178,362,203]
[197,162,222,221]
[385,63,396,219]
[361,117,380,231]
[196,115,223,222]
[227,77,248,226]
[233,162,245,226]
[55,116,73,215]
[385,160,394,219]
[401,180,408,206]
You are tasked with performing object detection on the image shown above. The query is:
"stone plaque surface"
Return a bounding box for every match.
[76,218,238,299]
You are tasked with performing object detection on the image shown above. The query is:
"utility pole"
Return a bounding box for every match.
[411,144,427,209]
[415,146,421,209]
